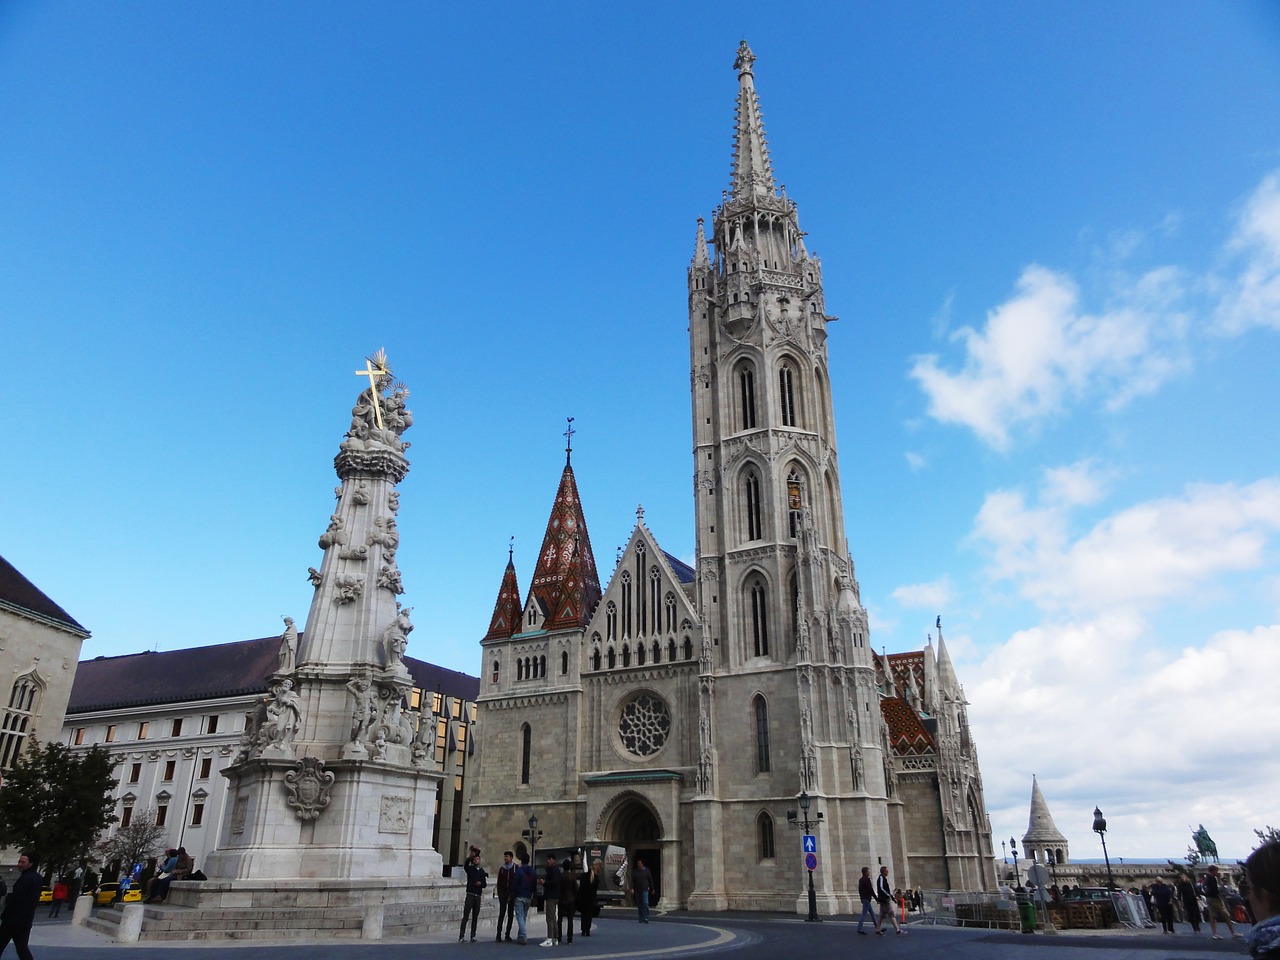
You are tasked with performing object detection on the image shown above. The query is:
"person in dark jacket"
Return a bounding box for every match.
[495,851,516,942]
[632,860,652,924]
[557,861,579,944]
[577,861,601,937]
[0,852,44,960]
[1151,877,1176,933]
[511,854,537,945]
[459,852,488,943]
[856,866,876,934]
[1246,840,1280,959]
[1177,874,1202,933]
[541,854,562,946]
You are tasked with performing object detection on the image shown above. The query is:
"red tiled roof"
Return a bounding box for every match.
[483,560,523,641]
[527,463,601,629]
[880,697,935,756]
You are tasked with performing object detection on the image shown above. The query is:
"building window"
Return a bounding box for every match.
[652,641,661,664]
[561,651,569,675]
[745,472,762,541]
[171,719,183,737]
[73,728,85,745]
[759,812,776,859]
[190,802,205,827]
[105,724,117,743]
[520,724,531,785]
[779,365,796,427]
[621,573,632,639]
[606,602,617,641]
[668,639,677,661]
[198,758,212,779]
[636,643,646,666]
[683,638,693,660]
[206,715,219,734]
[155,804,168,827]
[539,655,546,677]
[492,660,500,684]
[607,647,616,669]
[129,762,141,783]
[138,721,150,740]
[0,674,42,770]
[120,805,134,829]
[591,649,602,671]
[622,646,632,668]
[163,761,176,781]
[750,581,769,657]
[739,366,757,429]
[754,696,771,773]
[665,594,676,634]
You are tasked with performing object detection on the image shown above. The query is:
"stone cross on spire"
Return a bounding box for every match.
[354,348,392,430]
[563,416,575,464]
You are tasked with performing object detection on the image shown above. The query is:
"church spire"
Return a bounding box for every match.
[482,544,522,641]
[935,617,960,695]
[1023,775,1070,861]
[526,456,602,630]
[729,40,776,201]
[691,217,710,269]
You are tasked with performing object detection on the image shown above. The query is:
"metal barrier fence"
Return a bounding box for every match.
[913,890,1020,929]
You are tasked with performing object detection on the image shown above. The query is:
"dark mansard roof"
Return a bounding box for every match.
[0,554,89,636]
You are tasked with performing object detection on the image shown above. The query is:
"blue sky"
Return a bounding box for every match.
[3,2,1278,860]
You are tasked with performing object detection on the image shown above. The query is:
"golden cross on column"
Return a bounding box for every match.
[354,349,391,431]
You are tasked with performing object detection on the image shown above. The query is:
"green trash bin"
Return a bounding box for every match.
[1018,896,1037,934]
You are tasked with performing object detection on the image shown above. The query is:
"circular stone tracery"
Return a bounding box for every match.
[618,692,671,758]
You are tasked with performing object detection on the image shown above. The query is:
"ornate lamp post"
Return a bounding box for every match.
[1009,837,1022,890]
[788,790,822,922]
[1001,840,1009,883]
[524,813,542,862]
[1092,806,1115,890]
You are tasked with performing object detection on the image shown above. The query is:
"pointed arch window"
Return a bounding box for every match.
[652,641,661,664]
[738,364,757,430]
[607,647,617,669]
[754,695,771,773]
[779,364,797,427]
[636,643,645,667]
[517,659,525,681]
[668,639,678,661]
[622,646,632,668]
[787,469,802,538]
[648,568,661,638]
[665,593,676,634]
[520,724,532,784]
[745,472,762,541]
[683,638,693,660]
[621,573,632,639]
[492,660,500,685]
[591,649,602,671]
[0,673,42,770]
[561,651,569,675]
[539,655,546,677]
[758,811,776,860]
[606,601,617,642]
[749,580,769,657]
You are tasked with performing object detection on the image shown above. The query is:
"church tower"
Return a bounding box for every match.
[686,41,893,913]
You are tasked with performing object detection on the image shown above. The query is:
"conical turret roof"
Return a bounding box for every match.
[691,217,711,269]
[526,460,602,630]
[1023,775,1068,846]
[483,553,522,641]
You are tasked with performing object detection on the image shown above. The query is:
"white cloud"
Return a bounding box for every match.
[891,576,953,610]
[1215,170,1280,335]
[964,471,1280,857]
[909,265,1189,449]
[904,451,926,471]
[974,475,1280,616]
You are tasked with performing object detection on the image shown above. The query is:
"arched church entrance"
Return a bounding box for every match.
[600,793,664,906]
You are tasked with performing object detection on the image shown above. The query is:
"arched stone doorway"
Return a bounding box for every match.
[598,792,664,906]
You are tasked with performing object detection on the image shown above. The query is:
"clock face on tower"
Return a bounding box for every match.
[617,692,671,758]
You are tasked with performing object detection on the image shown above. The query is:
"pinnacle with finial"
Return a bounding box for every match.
[564,416,575,464]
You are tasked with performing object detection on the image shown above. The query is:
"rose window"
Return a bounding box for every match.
[618,692,671,758]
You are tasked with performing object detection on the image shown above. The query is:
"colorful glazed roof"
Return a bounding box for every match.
[527,463,602,630]
[483,557,523,641]
[880,696,935,756]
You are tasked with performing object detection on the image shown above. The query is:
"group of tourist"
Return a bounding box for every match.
[856,865,909,936]
[458,847,606,946]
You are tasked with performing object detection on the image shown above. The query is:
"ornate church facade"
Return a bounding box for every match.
[465,43,995,913]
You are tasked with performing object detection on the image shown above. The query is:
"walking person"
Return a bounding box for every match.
[0,852,44,960]
[1205,864,1242,940]
[633,859,652,924]
[540,853,562,947]
[512,853,537,945]
[577,860,601,938]
[1151,877,1176,934]
[856,866,876,934]
[459,851,488,943]
[46,878,68,919]
[874,865,905,935]
[1177,873,1202,933]
[495,851,517,942]
[557,861,578,945]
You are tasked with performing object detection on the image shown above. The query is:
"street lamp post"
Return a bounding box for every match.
[788,790,822,922]
[1091,807,1115,890]
[524,814,542,863]
[1009,838,1022,890]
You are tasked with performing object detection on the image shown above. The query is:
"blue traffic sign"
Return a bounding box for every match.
[805,852,818,871]
[802,835,817,853]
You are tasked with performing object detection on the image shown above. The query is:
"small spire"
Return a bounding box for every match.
[692,217,710,269]
[636,503,645,523]
[563,416,575,464]
[508,535,515,564]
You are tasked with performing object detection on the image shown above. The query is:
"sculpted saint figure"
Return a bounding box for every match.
[346,674,379,743]
[278,616,298,673]
[265,679,302,748]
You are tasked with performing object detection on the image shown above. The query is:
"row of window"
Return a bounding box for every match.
[71,714,223,746]
[589,638,695,671]
[736,363,801,431]
[124,756,216,785]
[119,795,205,829]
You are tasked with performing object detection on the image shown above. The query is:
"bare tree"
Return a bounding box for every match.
[98,808,167,870]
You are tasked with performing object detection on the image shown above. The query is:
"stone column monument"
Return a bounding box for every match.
[157,353,461,939]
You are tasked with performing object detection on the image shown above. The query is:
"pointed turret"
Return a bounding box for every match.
[922,633,939,713]
[483,549,522,642]
[730,40,776,200]
[691,217,711,269]
[526,456,602,631]
[936,618,961,696]
[1023,775,1070,864]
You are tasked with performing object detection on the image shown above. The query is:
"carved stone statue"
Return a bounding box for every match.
[372,733,389,761]
[411,709,433,766]
[318,515,348,549]
[382,605,413,671]
[277,616,298,674]
[333,574,364,604]
[263,679,302,753]
[306,566,323,587]
[346,674,378,744]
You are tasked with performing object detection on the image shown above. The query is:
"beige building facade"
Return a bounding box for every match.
[465,43,995,914]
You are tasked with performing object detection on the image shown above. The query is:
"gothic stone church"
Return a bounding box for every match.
[465,43,996,913]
